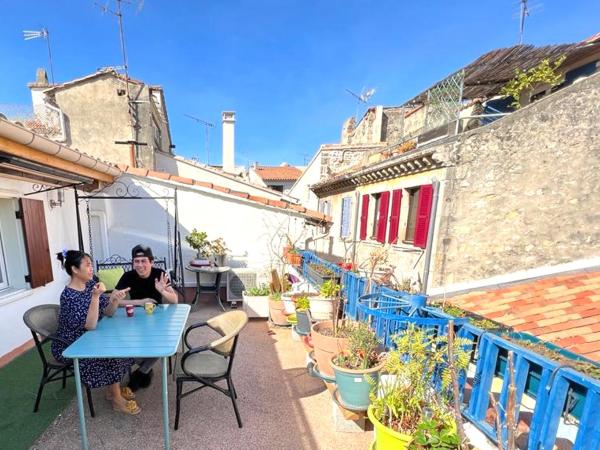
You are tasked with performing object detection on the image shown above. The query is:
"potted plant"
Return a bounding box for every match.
[310,280,339,320]
[331,322,384,410]
[185,229,212,264]
[310,280,352,378]
[210,237,229,266]
[268,292,289,326]
[367,324,471,450]
[242,284,270,318]
[285,248,303,266]
[306,263,340,286]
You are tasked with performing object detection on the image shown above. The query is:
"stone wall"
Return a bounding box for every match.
[381,107,405,143]
[319,147,372,179]
[432,72,600,287]
[50,74,168,168]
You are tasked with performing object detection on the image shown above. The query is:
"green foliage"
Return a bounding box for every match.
[320,279,341,298]
[295,295,310,311]
[185,229,228,257]
[269,292,282,301]
[369,325,471,437]
[500,55,566,109]
[244,284,270,296]
[334,322,381,370]
[413,415,460,449]
[185,229,211,256]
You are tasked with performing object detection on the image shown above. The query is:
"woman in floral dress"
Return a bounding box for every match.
[52,250,141,415]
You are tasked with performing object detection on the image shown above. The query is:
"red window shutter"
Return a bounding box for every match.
[359,194,369,240]
[376,191,391,243]
[19,198,54,288]
[387,189,403,244]
[413,184,433,249]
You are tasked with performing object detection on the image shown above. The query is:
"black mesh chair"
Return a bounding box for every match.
[22,304,95,416]
[174,310,248,430]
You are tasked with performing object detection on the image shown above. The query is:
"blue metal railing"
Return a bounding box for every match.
[300,250,600,450]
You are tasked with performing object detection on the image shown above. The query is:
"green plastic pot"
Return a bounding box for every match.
[367,406,413,450]
[331,358,384,411]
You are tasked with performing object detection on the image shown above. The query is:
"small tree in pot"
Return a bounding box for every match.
[310,279,352,378]
[367,324,471,450]
[331,322,384,410]
[310,279,340,320]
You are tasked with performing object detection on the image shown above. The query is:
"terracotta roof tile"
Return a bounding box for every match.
[448,270,600,363]
[119,166,330,224]
[255,166,302,181]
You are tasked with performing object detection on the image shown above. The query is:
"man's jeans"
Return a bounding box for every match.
[135,358,158,374]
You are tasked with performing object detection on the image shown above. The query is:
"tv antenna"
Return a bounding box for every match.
[345,87,376,120]
[23,28,55,84]
[185,114,214,165]
[96,0,145,166]
[516,0,542,44]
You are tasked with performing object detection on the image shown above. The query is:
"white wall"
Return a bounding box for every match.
[0,177,82,358]
[91,175,316,286]
[155,153,286,200]
[288,148,322,210]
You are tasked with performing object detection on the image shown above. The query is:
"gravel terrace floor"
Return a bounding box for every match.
[31,294,373,450]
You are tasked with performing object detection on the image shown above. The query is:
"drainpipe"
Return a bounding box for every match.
[350,190,361,265]
[421,178,440,294]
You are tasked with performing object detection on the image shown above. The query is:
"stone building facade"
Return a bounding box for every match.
[28,69,173,168]
[310,71,600,293]
[432,71,600,288]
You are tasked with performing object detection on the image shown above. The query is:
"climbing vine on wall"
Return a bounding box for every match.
[501,55,567,109]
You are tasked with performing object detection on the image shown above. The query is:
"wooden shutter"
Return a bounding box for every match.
[359,194,369,240]
[340,197,352,238]
[376,191,391,243]
[387,189,403,244]
[19,198,53,288]
[413,184,433,249]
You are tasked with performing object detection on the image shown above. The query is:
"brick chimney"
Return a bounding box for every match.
[222,111,236,174]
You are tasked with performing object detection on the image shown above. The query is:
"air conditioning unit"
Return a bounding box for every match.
[226,268,258,304]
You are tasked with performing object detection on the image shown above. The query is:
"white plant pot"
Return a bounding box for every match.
[309,296,334,320]
[242,294,270,318]
[281,292,296,315]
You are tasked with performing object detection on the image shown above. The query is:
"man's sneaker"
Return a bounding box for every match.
[138,369,153,388]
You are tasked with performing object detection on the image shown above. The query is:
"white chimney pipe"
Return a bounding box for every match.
[222,111,235,174]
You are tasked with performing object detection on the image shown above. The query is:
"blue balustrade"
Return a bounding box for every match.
[299,251,600,449]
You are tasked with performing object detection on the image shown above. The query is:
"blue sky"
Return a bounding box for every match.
[0,1,598,167]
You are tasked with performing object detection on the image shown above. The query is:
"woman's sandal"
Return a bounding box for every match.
[113,400,141,415]
[106,386,136,401]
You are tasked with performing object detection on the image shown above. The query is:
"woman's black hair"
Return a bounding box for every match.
[56,250,92,276]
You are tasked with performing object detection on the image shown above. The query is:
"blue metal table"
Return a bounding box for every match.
[63,304,190,450]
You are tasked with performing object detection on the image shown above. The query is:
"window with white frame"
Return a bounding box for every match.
[359,184,433,249]
[0,197,28,292]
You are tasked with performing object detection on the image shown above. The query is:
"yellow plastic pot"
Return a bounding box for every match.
[367,406,413,450]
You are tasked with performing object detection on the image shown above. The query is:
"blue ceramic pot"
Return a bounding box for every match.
[331,357,384,411]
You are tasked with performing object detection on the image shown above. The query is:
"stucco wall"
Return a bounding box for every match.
[93,175,316,287]
[0,178,83,358]
[155,153,286,200]
[313,168,448,282]
[49,75,170,169]
[432,72,600,287]
[51,75,132,164]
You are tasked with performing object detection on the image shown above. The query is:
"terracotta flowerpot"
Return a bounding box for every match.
[285,252,302,266]
[269,299,288,326]
[311,321,349,378]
